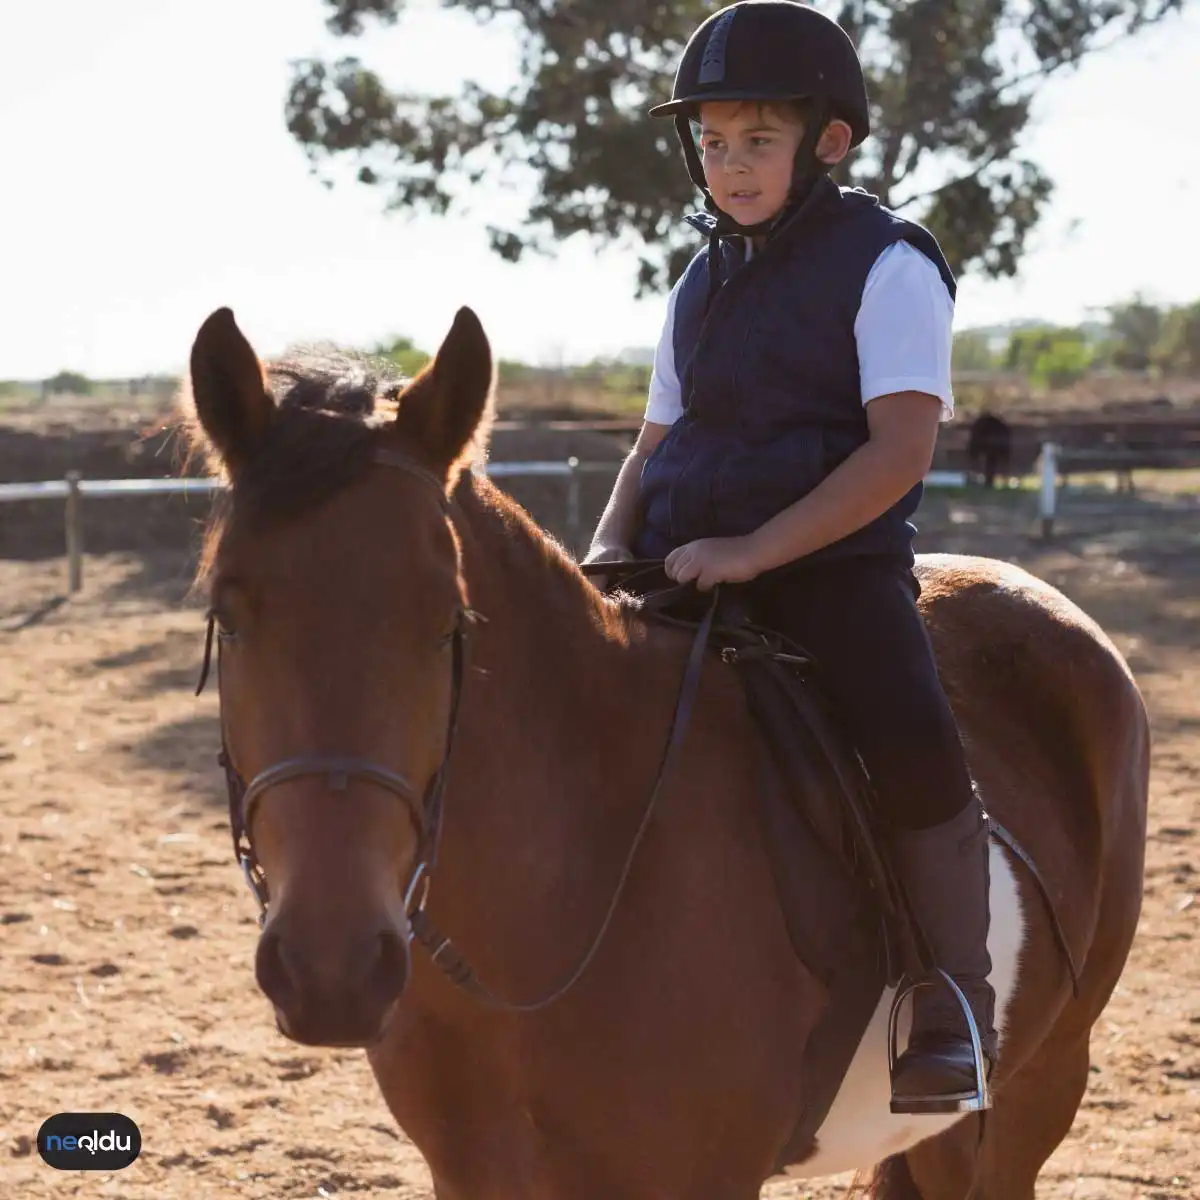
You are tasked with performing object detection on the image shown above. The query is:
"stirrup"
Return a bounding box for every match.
[887,968,992,1115]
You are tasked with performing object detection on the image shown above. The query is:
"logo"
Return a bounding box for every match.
[37,1113,141,1171]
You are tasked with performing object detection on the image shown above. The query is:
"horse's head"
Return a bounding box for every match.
[185,306,494,1047]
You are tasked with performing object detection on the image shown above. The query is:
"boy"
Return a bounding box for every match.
[585,1,995,1115]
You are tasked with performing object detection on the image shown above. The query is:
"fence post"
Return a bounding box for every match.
[565,457,582,557]
[1038,442,1058,540]
[65,471,83,592]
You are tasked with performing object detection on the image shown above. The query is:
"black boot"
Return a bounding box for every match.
[889,801,997,1114]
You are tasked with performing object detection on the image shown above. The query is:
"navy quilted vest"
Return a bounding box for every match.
[633,176,955,569]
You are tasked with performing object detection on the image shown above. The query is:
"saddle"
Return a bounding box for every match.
[594,560,910,1165]
[591,560,1078,1170]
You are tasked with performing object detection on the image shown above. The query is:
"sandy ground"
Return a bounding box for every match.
[1,485,1197,1199]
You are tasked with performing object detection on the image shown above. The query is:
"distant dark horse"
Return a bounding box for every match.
[182,306,1148,1198]
[967,413,1012,488]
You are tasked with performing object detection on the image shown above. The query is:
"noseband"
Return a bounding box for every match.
[194,449,467,929]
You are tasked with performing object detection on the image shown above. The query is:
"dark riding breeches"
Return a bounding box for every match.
[746,556,976,832]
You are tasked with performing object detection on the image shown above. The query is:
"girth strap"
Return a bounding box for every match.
[987,817,1081,997]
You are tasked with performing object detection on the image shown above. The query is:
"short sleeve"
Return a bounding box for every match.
[855,241,955,421]
[645,274,685,426]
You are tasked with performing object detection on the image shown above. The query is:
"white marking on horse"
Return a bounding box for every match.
[785,841,1025,1179]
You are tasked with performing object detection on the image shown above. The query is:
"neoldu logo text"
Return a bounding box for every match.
[37,1113,141,1171]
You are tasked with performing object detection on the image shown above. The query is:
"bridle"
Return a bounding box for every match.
[194,449,718,1014]
[194,449,468,935]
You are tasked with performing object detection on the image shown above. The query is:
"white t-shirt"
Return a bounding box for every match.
[645,239,955,427]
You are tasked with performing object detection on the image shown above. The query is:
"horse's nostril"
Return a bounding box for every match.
[367,927,411,1004]
[255,928,296,1009]
[254,921,409,1037]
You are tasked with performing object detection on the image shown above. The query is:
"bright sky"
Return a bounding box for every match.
[1,0,1198,378]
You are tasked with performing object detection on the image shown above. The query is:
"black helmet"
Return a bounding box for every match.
[650,1,870,147]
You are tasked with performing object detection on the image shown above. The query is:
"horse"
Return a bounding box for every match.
[181,305,1149,1199]
[965,413,1013,489]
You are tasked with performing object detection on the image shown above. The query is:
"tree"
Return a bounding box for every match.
[1004,325,1091,388]
[1105,294,1164,370]
[1154,300,1200,375]
[951,330,996,373]
[45,370,92,395]
[287,0,1183,294]
[372,334,432,376]
[1032,336,1092,389]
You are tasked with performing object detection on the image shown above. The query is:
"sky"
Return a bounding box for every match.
[1,0,1198,379]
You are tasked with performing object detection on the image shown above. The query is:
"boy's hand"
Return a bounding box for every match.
[665,536,763,591]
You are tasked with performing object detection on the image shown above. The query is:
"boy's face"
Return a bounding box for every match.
[698,100,806,226]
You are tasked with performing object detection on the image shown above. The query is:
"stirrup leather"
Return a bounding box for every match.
[887,969,992,1115]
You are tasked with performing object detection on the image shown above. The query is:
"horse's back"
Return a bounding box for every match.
[915,553,1149,1016]
[915,552,1149,814]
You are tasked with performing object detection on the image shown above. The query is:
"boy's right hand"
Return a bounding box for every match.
[580,544,635,593]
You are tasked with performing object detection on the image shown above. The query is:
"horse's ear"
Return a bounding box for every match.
[188,308,274,474]
[394,307,495,476]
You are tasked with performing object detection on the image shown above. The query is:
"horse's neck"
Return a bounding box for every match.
[427,485,679,988]
[457,486,649,780]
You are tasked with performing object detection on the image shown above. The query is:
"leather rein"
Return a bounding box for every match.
[194,451,716,1014]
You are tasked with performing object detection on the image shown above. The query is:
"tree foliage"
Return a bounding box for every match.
[372,334,432,376]
[1004,326,1092,388]
[45,370,92,395]
[1104,295,1164,370]
[287,0,1182,294]
[1154,300,1200,375]
[951,330,997,373]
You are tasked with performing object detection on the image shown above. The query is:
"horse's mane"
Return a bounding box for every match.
[178,346,420,581]
[178,349,620,632]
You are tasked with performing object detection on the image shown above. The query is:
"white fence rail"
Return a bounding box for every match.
[0,459,613,501]
[1,459,975,594]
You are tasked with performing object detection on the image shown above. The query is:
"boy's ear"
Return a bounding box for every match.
[817,119,853,166]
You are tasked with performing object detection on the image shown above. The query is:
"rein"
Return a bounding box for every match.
[196,456,718,1013]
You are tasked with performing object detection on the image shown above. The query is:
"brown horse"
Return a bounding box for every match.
[182,305,1149,1199]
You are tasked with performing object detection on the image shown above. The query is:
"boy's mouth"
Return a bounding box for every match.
[728,190,760,202]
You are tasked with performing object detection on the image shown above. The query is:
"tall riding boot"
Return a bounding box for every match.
[889,801,997,1114]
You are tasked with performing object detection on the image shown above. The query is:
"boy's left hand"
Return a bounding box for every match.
[664,536,763,591]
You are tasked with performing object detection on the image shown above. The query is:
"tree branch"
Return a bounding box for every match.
[888,148,1005,213]
[995,3,1183,99]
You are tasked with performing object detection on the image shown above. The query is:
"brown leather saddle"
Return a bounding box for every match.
[590,560,1078,1168]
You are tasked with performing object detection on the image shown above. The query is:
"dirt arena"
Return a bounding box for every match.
[1,481,1197,1198]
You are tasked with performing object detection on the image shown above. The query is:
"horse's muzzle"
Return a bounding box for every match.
[255,914,412,1047]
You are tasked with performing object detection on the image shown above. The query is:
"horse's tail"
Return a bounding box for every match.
[849,1154,922,1198]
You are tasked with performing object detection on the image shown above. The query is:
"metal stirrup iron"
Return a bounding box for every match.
[886,970,992,1115]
